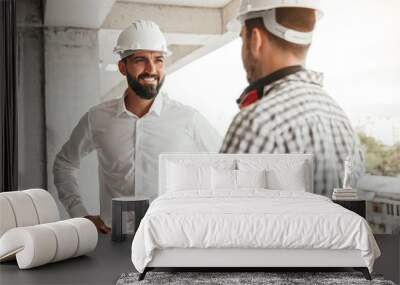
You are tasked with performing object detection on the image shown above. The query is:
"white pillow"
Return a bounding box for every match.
[267,164,306,191]
[211,169,268,190]
[238,159,308,191]
[167,163,211,191]
[236,169,268,189]
[211,169,236,190]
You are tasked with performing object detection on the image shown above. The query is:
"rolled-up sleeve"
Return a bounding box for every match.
[53,112,95,218]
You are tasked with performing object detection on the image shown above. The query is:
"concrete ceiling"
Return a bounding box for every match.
[44,0,236,29]
[117,0,232,8]
[44,0,240,98]
[44,0,116,29]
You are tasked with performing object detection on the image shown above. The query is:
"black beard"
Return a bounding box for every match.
[126,72,165,100]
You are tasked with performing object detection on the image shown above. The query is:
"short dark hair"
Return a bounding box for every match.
[245,7,316,58]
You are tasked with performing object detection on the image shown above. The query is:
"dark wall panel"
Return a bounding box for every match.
[0,0,18,192]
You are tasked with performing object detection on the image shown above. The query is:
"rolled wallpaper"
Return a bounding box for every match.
[0,189,98,269]
[0,189,59,236]
[0,218,98,269]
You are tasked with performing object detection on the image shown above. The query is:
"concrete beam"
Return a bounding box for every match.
[101,79,127,102]
[167,45,201,67]
[102,2,223,35]
[166,33,220,46]
[119,0,232,9]
[166,31,237,73]
[222,0,240,33]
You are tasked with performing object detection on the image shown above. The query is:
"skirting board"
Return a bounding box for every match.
[148,248,366,268]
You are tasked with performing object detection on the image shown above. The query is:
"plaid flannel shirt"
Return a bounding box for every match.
[220,69,365,196]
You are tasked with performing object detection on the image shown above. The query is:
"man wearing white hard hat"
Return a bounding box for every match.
[53,20,221,233]
[221,0,365,196]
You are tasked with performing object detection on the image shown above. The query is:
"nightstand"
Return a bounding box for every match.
[332,199,366,218]
[111,196,150,242]
[374,234,400,284]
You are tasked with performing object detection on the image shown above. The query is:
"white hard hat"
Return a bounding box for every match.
[230,0,323,45]
[114,20,172,59]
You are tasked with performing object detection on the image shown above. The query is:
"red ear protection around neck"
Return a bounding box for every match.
[236,65,304,110]
[237,90,260,110]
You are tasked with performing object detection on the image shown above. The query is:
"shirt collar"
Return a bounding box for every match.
[116,92,129,117]
[116,91,163,117]
[242,65,304,100]
[264,68,324,95]
[149,92,163,116]
[236,65,304,107]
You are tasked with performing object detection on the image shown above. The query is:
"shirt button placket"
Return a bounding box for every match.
[134,119,142,195]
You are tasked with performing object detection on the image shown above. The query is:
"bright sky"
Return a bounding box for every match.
[163,0,400,145]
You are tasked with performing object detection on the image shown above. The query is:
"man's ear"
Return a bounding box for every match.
[118,60,127,76]
[249,28,263,60]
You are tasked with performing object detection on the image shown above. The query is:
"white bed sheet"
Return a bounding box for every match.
[131,190,380,273]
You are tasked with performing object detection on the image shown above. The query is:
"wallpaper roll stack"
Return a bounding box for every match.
[0,189,98,269]
[0,189,60,237]
[332,188,358,200]
[0,218,98,269]
[0,196,17,237]
[24,189,61,224]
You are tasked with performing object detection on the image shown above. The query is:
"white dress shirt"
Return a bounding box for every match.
[53,92,221,226]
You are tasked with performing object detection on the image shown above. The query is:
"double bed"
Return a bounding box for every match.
[131,153,380,280]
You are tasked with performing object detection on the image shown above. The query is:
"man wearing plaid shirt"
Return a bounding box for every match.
[221,1,364,196]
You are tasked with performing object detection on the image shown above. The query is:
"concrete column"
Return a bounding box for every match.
[45,28,101,218]
[16,0,46,190]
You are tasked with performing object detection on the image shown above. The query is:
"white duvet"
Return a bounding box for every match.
[131,190,380,273]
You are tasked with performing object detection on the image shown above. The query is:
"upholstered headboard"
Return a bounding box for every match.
[159,153,314,195]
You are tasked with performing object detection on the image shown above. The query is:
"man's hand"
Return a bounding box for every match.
[84,215,111,234]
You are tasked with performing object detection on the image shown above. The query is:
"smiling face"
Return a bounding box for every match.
[119,50,166,100]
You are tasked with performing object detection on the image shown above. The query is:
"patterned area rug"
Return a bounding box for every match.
[116,272,395,285]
